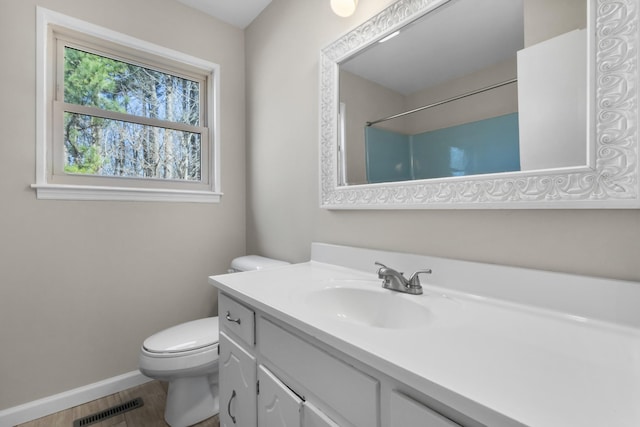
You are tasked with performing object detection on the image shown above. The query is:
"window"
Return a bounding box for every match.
[34,8,221,202]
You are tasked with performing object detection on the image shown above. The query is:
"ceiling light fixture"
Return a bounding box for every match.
[330,0,359,17]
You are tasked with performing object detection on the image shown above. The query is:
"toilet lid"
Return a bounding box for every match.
[143,317,219,354]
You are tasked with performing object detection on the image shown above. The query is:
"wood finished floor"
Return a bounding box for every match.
[16,380,220,427]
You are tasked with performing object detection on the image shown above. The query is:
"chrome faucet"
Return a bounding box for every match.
[375,262,431,295]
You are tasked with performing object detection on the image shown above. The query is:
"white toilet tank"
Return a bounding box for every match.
[228,255,289,273]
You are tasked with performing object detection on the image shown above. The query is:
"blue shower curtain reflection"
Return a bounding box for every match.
[365,113,521,183]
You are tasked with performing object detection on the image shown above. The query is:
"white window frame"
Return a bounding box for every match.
[33,7,221,203]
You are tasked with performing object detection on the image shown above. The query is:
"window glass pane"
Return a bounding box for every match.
[64,47,200,126]
[64,112,202,181]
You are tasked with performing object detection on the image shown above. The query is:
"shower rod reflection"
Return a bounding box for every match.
[366,78,518,127]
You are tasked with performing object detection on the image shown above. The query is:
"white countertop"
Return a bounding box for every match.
[209,256,640,426]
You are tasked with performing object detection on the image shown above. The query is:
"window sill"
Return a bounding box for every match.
[31,183,222,203]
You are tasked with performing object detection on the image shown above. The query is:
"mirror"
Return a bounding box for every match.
[319,0,639,209]
[340,0,586,185]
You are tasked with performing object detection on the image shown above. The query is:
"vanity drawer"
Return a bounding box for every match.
[258,317,379,427]
[219,293,255,346]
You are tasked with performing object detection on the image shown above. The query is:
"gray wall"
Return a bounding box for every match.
[524,0,587,47]
[245,0,640,281]
[0,0,246,409]
[339,70,407,184]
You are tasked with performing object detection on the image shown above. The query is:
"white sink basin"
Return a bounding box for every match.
[306,286,431,329]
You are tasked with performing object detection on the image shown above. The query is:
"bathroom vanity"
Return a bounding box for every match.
[209,243,640,426]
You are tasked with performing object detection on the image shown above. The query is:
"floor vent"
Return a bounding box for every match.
[72,397,144,427]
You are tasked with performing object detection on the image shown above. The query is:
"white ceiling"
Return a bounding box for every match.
[175,0,272,29]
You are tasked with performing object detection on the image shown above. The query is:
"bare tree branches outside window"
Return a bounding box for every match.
[63,47,203,181]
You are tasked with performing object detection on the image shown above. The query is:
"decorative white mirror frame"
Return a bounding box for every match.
[319,0,639,209]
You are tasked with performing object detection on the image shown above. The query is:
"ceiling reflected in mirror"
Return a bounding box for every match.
[340,0,524,96]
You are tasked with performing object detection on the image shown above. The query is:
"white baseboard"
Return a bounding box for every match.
[0,370,153,427]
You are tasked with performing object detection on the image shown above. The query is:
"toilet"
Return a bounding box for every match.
[138,255,289,427]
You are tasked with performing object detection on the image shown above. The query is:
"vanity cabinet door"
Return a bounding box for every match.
[258,317,378,427]
[302,402,340,427]
[220,331,257,427]
[258,365,303,427]
[390,391,461,427]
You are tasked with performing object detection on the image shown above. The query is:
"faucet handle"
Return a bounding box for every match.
[374,261,391,279]
[374,261,403,276]
[374,261,396,272]
[408,269,432,287]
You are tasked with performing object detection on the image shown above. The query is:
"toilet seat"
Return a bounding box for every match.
[143,317,219,354]
[139,317,220,377]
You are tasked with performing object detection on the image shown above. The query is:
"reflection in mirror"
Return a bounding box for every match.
[338,0,587,185]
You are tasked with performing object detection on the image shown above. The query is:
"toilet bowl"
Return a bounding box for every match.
[139,255,289,427]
